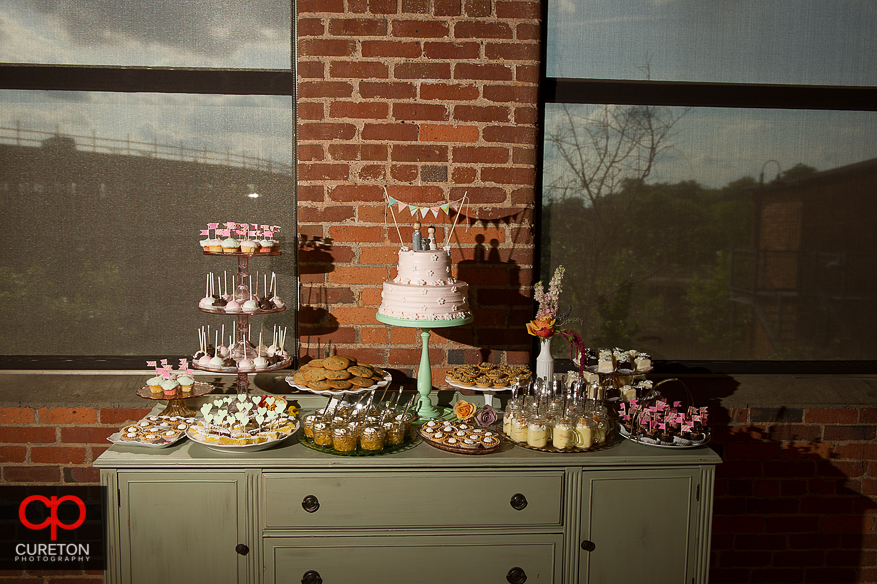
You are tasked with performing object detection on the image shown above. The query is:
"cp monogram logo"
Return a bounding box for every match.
[19,495,86,541]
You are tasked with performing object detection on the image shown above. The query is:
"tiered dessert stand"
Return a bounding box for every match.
[193,250,292,394]
[376,313,473,418]
[136,381,214,418]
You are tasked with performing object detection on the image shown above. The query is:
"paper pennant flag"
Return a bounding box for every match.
[441,204,450,214]
[387,196,398,206]
[431,206,440,218]
[397,202,407,213]
[200,229,210,236]
[146,361,156,368]
[420,207,430,218]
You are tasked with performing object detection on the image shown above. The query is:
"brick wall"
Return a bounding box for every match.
[296,0,541,379]
[4,402,877,582]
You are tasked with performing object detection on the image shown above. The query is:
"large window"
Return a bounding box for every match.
[541,1,877,366]
[0,1,296,367]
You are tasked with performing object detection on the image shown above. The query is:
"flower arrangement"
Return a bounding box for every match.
[452,400,498,427]
[527,265,586,375]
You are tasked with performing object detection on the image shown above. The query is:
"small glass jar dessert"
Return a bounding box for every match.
[527,416,549,448]
[510,412,529,443]
[552,417,577,450]
[303,413,321,439]
[332,426,357,453]
[382,420,406,446]
[575,416,595,450]
[359,425,385,451]
[313,422,333,447]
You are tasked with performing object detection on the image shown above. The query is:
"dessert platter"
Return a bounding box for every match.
[139,360,213,417]
[108,414,196,448]
[186,394,298,453]
[299,391,418,455]
[616,379,710,449]
[192,222,292,394]
[419,418,502,455]
[286,356,392,395]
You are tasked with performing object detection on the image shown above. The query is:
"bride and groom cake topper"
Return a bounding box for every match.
[412,221,437,251]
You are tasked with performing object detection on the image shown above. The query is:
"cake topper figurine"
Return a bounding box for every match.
[427,226,437,250]
[412,220,423,251]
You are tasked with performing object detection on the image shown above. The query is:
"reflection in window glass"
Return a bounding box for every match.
[541,104,877,360]
[0,90,295,355]
[0,0,291,69]
[546,0,877,86]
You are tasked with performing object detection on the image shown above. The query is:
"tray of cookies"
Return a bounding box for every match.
[108,415,195,448]
[444,363,531,391]
[286,355,391,395]
[419,419,502,455]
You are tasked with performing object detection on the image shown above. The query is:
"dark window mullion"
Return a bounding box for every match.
[0,64,294,96]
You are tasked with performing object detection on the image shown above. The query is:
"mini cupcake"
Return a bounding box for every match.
[160,378,179,397]
[240,239,258,254]
[177,375,194,394]
[207,238,223,253]
[147,376,163,394]
[221,237,241,254]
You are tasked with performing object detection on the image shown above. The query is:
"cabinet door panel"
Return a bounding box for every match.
[265,534,562,584]
[119,472,247,584]
[263,470,564,529]
[580,469,698,584]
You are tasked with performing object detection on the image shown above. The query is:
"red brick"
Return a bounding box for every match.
[391,164,418,181]
[328,18,388,37]
[512,144,537,163]
[483,84,539,103]
[458,267,508,286]
[368,0,398,14]
[298,0,344,12]
[392,19,449,38]
[464,0,492,17]
[31,446,88,465]
[298,163,349,181]
[481,166,536,185]
[0,407,35,424]
[423,41,480,60]
[298,185,325,202]
[385,185,445,203]
[390,327,418,345]
[328,227,388,245]
[393,103,449,122]
[452,167,476,183]
[99,408,152,424]
[299,205,356,223]
[858,408,877,423]
[362,40,422,58]
[4,465,61,483]
[298,102,325,120]
[516,64,540,83]
[299,38,356,57]
[299,122,357,141]
[360,327,389,344]
[59,426,116,444]
[299,326,357,344]
[453,105,510,123]
[391,144,448,163]
[38,407,97,425]
[360,81,417,99]
[420,83,480,101]
[477,327,530,346]
[764,516,820,533]
[434,0,461,16]
[454,63,513,81]
[330,61,389,79]
[516,22,540,40]
[712,515,766,534]
[483,125,537,144]
[805,408,858,424]
[298,81,354,98]
[0,445,26,463]
[448,186,508,203]
[64,466,101,484]
[389,348,444,365]
[820,515,874,533]
[496,1,541,20]
[329,306,388,324]
[330,101,389,119]
[452,146,509,164]
[485,42,539,61]
[298,144,324,161]
[361,288,384,306]
[454,21,512,39]
[300,286,356,305]
[0,426,56,444]
[358,165,387,180]
[834,443,877,460]
[394,62,451,80]
[297,18,326,36]
[359,246,399,264]
[420,124,479,143]
[328,185,386,202]
[362,123,420,141]
[327,144,388,161]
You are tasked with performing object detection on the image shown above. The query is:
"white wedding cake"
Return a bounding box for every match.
[378,247,471,321]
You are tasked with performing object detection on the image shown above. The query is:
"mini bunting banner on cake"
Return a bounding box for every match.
[386,195,464,217]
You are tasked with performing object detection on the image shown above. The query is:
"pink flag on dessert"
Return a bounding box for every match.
[146,361,156,368]
[264,230,274,238]
[208,223,219,229]
[249,231,258,237]
[200,229,209,235]
[225,222,236,229]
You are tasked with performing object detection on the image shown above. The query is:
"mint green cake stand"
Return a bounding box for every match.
[376,313,474,418]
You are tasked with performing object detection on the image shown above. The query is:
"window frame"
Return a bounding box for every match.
[536,3,877,375]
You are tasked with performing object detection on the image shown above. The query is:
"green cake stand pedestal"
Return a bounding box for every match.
[376,313,474,418]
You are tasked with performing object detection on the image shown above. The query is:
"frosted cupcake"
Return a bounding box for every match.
[147,376,163,394]
[221,237,241,254]
[177,375,194,394]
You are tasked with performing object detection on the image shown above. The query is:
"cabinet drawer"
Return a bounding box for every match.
[262,470,564,529]
[264,534,561,584]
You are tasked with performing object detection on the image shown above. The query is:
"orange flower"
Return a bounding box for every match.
[453,400,476,421]
[526,317,555,337]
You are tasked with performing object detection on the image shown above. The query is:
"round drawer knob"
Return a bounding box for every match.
[581,540,596,552]
[510,493,528,510]
[302,495,320,513]
[235,543,249,556]
[507,567,527,584]
[302,570,322,584]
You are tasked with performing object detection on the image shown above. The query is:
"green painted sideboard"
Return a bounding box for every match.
[96,429,720,584]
